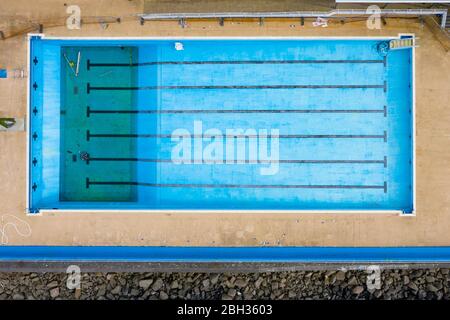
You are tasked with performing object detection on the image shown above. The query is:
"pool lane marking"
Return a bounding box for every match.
[87,59,385,69]
[87,83,386,93]
[85,178,388,193]
[86,106,387,117]
[86,130,388,142]
[85,157,387,167]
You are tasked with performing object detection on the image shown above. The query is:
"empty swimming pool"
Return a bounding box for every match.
[28,35,414,213]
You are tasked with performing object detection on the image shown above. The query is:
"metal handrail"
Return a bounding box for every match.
[140,8,448,29]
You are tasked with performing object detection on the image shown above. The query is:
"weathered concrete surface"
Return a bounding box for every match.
[0,0,449,247]
[143,0,334,13]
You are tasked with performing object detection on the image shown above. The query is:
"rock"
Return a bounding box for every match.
[418,290,427,299]
[130,289,140,296]
[225,278,235,288]
[202,279,210,289]
[159,291,169,300]
[352,286,364,295]
[426,276,435,283]
[118,278,127,286]
[427,284,438,292]
[49,288,60,298]
[255,277,264,289]
[434,282,443,290]
[170,280,179,289]
[152,279,164,291]
[336,271,346,281]
[13,293,25,300]
[111,285,121,295]
[235,279,247,288]
[96,285,107,297]
[271,282,279,291]
[373,290,383,298]
[348,276,358,286]
[408,282,419,292]
[47,281,59,289]
[1,269,450,300]
[227,289,237,297]
[139,279,153,290]
[210,274,220,285]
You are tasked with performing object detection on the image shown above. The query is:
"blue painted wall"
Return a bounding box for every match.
[1,246,450,263]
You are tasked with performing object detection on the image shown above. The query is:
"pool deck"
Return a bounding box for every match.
[1,0,450,248]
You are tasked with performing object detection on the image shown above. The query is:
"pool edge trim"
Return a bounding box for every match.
[25,33,32,215]
[30,33,401,41]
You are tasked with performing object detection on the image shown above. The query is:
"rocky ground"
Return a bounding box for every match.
[0,269,449,300]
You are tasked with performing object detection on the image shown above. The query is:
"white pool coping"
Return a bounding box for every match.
[25,33,416,216]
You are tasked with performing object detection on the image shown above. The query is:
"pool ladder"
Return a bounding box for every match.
[389,37,417,50]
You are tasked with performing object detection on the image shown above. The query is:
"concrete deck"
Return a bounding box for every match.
[0,0,449,247]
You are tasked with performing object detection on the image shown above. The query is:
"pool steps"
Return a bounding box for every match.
[389,38,416,50]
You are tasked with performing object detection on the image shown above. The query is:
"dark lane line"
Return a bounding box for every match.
[87,59,385,69]
[85,157,387,167]
[86,130,388,142]
[86,106,387,117]
[87,83,385,93]
[86,178,388,193]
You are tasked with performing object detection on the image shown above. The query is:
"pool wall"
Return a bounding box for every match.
[27,34,415,215]
[1,246,450,263]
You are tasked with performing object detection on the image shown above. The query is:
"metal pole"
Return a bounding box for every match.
[441,9,447,29]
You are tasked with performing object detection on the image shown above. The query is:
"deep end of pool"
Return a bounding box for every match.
[28,35,414,213]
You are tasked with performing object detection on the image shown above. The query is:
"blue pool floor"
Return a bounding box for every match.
[30,39,413,212]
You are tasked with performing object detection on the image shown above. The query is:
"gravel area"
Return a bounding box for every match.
[0,269,449,300]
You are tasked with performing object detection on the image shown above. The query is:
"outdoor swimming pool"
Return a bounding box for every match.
[28,35,414,213]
